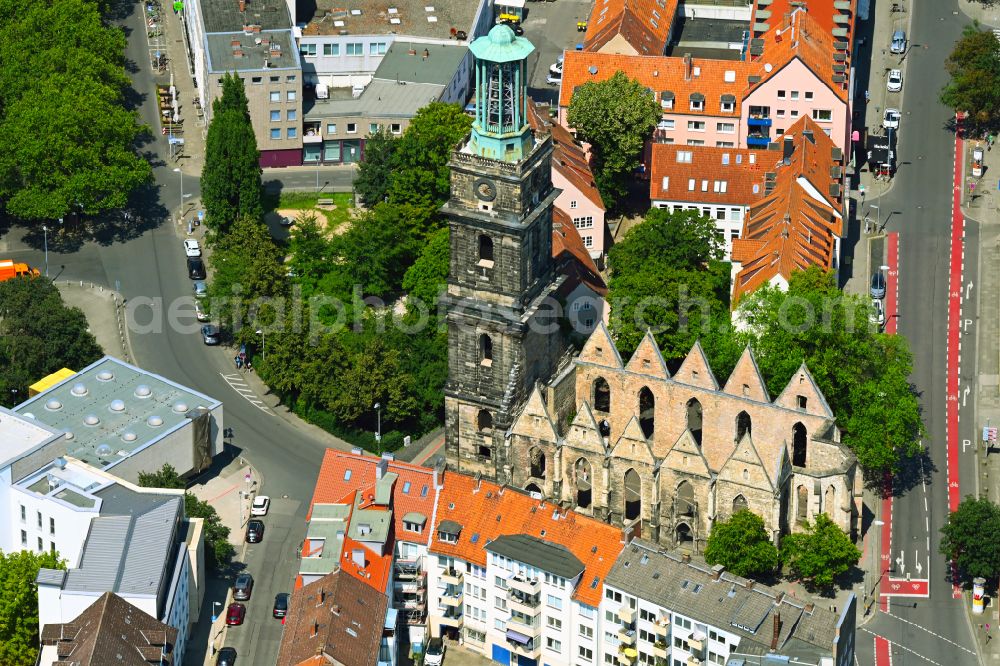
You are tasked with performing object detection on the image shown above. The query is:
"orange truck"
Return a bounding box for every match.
[0,259,40,281]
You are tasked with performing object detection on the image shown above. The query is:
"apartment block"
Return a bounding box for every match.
[601,539,855,666]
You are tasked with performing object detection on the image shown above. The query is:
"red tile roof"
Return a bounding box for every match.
[528,102,605,211]
[731,116,844,306]
[748,8,849,102]
[752,0,854,42]
[583,0,680,55]
[559,51,751,117]
[649,143,767,206]
[429,474,625,608]
[552,208,608,297]
[277,570,389,666]
[309,449,438,545]
[339,532,392,593]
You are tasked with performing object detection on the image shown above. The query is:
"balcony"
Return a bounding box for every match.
[508,613,541,638]
[653,641,668,658]
[508,589,541,616]
[439,611,463,628]
[395,559,422,580]
[747,135,771,147]
[303,123,322,143]
[441,568,463,586]
[508,574,540,596]
[397,596,426,611]
[506,629,541,658]
[398,578,425,594]
[618,645,638,665]
[747,115,772,127]
[617,606,636,624]
[617,626,636,645]
[440,587,463,607]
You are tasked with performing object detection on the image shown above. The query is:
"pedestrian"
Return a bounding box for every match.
[246,361,253,373]
[864,89,870,103]
[234,355,240,370]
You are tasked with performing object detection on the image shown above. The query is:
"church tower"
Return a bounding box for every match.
[441,25,566,482]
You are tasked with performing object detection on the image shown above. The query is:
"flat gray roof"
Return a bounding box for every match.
[201,0,291,32]
[64,496,182,599]
[348,507,392,543]
[372,42,468,86]
[301,0,482,40]
[304,78,444,120]
[206,30,300,73]
[487,534,585,580]
[14,357,220,471]
[0,407,63,470]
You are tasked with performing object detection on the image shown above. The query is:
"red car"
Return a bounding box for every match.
[226,603,246,626]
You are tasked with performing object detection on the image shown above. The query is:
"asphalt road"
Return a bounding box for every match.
[856,0,980,663]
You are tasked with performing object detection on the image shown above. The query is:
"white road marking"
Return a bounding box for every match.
[219,373,274,414]
[861,629,943,665]
[880,612,977,655]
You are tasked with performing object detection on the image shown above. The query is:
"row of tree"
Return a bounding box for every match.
[0,0,151,220]
[705,509,862,590]
[605,208,924,476]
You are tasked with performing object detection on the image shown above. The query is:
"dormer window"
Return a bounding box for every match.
[661,91,674,109]
[403,512,427,533]
[689,93,705,111]
[438,519,462,544]
[720,94,736,113]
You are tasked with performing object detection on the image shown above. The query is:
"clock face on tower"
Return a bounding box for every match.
[474,178,497,202]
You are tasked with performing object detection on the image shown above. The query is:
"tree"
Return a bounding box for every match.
[566,71,661,207]
[0,277,102,407]
[137,463,186,490]
[206,215,288,347]
[704,509,779,578]
[606,208,730,358]
[735,267,924,475]
[940,496,1000,583]
[0,0,151,220]
[780,514,861,590]
[201,74,263,234]
[0,550,65,666]
[388,102,472,210]
[940,25,1000,129]
[402,226,450,308]
[286,213,331,297]
[354,128,399,205]
[184,493,236,570]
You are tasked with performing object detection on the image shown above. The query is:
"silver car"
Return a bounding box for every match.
[233,573,254,601]
[890,30,906,54]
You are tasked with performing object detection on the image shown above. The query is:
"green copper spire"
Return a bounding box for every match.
[467,24,536,162]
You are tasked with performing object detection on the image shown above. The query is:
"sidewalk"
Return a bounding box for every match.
[187,454,262,665]
[55,281,134,364]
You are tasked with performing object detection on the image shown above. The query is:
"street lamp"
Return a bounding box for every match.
[374,402,382,444]
[172,167,184,219]
[256,329,265,361]
[211,601,223,622]
[41,225,49,277]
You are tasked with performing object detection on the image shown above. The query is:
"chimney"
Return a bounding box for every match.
[744,579,755,590]
[474,472,482,493]
[381,452,395,462]
[233,48,244,58]
[376,458,388,480]
[331,604,341,615]
[423,48,430,60]
[433,458,445,489]
[269,45,281,58]
[711,564,724,580]
[352,548,366,569]
[408,47,417,55]
[770,612,781,650]
[683,53,692,81]
[782,135,795,165]
[804,602,815,613]
[774,591,785,604]
[681,553,691,563]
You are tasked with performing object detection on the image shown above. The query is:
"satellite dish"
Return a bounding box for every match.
[764,63,773,72]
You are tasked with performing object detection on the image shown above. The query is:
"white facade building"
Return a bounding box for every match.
[599,539,856,666]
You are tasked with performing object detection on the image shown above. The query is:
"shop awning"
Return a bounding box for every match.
[506,629,531,645]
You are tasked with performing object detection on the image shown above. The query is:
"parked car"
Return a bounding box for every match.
[549,61,563,76]
[187,257,206,280]
[195,299,209,322]
[251,495,270,516]
[246,519,264,543]
[193,280,208,298]
[973,145,985,177]
[887,69,902,92]
[426,637,445,666]
[870,299,885,328]
[226,603,246,626]
[882,108,900,130]
[890,29,906,54]
[546,72,561,85]
[233,573,254,601]
[183,239,201,257]
[273,593,289,618]
[870,272,886,299]
[201,324,221,346]
[216,648,237,666]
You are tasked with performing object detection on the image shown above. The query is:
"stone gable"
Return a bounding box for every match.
[722,347,771,403]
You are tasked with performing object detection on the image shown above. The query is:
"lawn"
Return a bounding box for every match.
[263,191,355,233]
